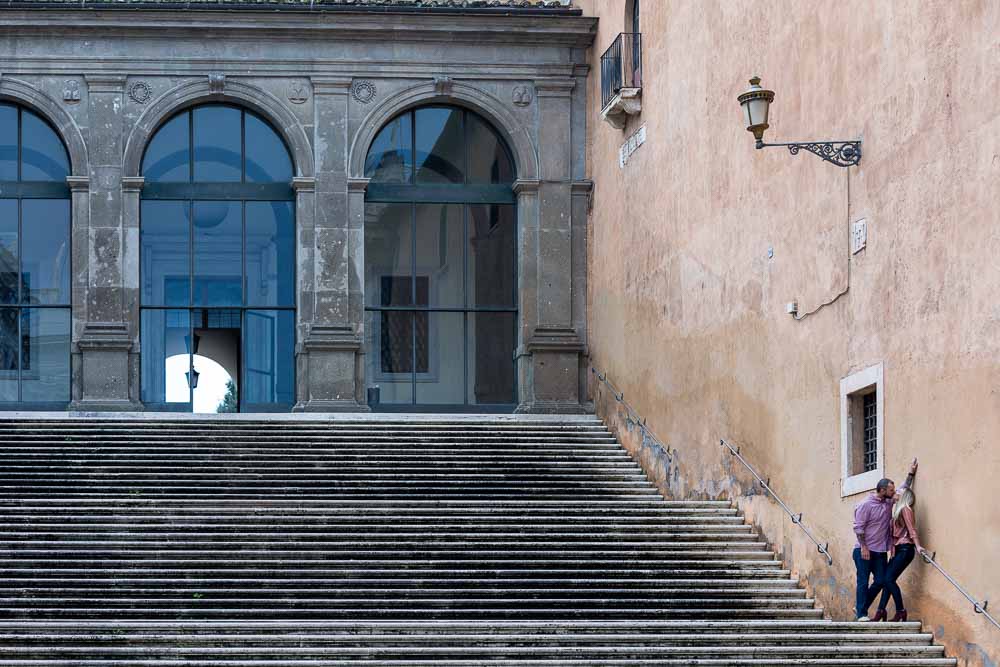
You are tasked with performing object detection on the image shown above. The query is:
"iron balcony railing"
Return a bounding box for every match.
[600,32,642,110]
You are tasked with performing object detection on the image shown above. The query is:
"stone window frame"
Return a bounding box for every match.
[840,362,884,497]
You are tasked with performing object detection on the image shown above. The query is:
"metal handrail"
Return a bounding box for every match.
[590,367,673,461]
[919,550,999,630]
[720,438,834,566]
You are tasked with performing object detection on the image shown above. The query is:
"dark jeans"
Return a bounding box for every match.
[853,547,888,618]
[876,544,916,611]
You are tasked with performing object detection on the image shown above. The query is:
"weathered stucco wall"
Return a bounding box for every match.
[581,1,1000,664]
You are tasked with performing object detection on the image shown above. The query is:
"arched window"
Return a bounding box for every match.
[0,103,71,405]
[363,106,517,410]
[139,105,295,412]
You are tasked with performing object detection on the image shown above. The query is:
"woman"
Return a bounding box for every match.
[871,488,925,621]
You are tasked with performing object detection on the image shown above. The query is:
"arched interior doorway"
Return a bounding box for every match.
[0,102,72,407]
[139,104,295,412]
[363,105,517,411]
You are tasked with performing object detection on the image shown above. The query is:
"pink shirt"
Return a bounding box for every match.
[892,506,921,548]
[853,494,893,552]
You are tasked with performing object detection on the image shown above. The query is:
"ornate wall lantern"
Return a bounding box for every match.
[738,76,862,168]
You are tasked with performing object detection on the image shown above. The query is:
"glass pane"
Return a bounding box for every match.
[141,308,191,407]
[467,114,514,184]
[193,201,242,306]
[0,105,16,181]
[245,113,292,184]
[364,310,412,406]
[191,309,242,414]
[21,110,69,182]
[414,311,464,405]
[142,112,190,183]
[467,312,516,405]
[415,107,464,184]
[466,204,516,308]
[19,307,70,402]
[414,204,463,308]
[246,201,294,307]
[21,199,70,305]
[0,200,17,304]
[0,307,17,401]
[243,309,294,409]
[141,201,190,306]
[364,203,413,307]
[365,113,412,184]
[193,106,241,183]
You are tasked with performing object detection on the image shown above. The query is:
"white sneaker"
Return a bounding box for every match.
[856,616,871,622]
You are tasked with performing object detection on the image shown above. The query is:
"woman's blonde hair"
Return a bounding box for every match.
[893,488,916,523]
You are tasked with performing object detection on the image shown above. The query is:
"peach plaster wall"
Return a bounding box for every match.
[579,1,1000,665]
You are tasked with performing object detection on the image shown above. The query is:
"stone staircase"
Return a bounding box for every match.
[0,415,955,665]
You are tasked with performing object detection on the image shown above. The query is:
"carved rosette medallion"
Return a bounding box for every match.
[287,81,309,105]
[351,80,376,104]
[512,85,533,107]
[127,81,152,105]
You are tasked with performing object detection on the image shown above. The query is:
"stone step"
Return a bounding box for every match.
[0,659,958,665]
[0,631,934,646]
[0,417,955,665]
[0,549,779,562]
[0,577,802,588]
[0,568,793,579]
[0,620,930,633]
[0,538,770,549]
[0,644,950,657]
[0,525,756,535]
[0,586,806,598]
[0,434,621,442]
[0,608,828,620]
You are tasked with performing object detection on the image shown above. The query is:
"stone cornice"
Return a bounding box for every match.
[0,11,597,48]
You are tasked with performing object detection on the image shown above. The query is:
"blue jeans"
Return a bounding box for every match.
[853,547,888,618]
[877,544,916,611]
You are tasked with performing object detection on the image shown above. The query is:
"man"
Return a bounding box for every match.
[852,459,917,621]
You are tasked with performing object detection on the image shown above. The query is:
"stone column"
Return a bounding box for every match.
[294,77,366,412]
[516,79,587,413]
[70,74,136,410]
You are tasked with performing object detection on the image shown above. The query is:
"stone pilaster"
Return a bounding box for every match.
[294,77,366,412]
[516,78,587,413]
[70,75,137,410]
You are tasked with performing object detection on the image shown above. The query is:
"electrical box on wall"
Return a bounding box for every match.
[851,219,868,254]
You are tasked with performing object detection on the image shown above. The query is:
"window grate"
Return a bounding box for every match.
[863,392,877,472]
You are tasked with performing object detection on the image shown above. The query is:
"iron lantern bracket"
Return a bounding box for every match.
[755,139,862,168]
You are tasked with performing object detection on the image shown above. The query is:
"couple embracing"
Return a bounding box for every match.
[853,458,927,622]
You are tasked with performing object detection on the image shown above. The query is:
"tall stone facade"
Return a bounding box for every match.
[0,2,596,413]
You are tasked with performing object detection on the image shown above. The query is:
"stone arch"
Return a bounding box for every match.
[0,77,89,177]
[348,81,538,182]
[123,78,314,179]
